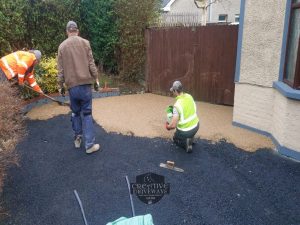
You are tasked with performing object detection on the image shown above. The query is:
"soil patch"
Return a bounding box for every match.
[27,93,274,152]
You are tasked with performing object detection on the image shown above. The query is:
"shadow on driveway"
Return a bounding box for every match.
[2,115,300,225]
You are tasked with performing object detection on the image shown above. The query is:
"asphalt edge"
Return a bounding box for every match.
[21,88,120,114]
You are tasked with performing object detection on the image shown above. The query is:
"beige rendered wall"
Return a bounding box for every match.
[233,84,274,133]
[239,0,286,87]
[233,0,300,153]
[272,91,300,151]
[234,84,300,152]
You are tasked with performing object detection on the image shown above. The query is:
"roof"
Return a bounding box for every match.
[162,0,172,8]
[162,0,176,12]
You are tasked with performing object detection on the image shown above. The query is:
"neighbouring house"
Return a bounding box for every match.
[206,0,240,24]
[161,0,240,25]
[161,0,201,25]
[233,0,300,160]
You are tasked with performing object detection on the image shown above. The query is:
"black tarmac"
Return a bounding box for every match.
[2,115,300,225]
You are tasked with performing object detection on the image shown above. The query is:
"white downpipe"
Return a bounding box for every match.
[208,0,212,22]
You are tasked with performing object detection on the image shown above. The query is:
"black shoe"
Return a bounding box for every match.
[186,138,193,153]
[191,137,196,145]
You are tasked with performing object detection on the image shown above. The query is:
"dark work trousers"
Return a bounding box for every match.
[0,68,8,82]
[173,122,199,149]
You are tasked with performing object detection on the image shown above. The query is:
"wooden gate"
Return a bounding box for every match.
[145,25,238,105]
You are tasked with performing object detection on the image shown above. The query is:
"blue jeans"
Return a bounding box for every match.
[69,84,95,149]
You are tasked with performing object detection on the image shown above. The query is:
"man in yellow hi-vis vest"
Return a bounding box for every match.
[166,81,199,153]
[0,50,43,93]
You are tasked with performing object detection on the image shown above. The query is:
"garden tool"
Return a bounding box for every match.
[74,190,89,225]
[24,84,70,106]
[105,176,154,225]
[160,160,184,173]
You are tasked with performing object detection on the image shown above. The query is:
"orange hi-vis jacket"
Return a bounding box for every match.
[0,51,42,92]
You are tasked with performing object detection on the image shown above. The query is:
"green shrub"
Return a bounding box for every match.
[21,57,58,99]
[115,0,160,82]
[35,57,58,94]
[81,0,118,73]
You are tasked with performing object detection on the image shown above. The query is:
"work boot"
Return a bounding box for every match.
[191,137,196,145]
[86,144,100,154]
[186,138,193,153]
[74,135,82,148]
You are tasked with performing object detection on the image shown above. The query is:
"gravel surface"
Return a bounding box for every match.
[27,93,274,152]
[1,115,300,225]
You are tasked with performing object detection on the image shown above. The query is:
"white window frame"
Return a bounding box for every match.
[218,14,228,23]
[235,14,240,23]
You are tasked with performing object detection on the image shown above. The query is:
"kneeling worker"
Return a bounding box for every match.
[165,81,199,153]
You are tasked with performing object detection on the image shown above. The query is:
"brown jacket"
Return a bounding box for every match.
[57,35,98,89]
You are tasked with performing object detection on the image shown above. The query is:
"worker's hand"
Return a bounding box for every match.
[94,81,100,92]
[165,122,171,131]
[59,87,65,97]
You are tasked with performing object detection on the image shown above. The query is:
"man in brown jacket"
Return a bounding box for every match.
[57,21,100,154]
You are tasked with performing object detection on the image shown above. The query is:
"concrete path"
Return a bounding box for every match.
[2,115,300,225]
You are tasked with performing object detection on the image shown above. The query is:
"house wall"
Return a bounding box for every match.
[234,83,300,154]
[233,0,300,159]
[272,91,300,151]
[162,0,201,25]
[162,0,240,25]
[170,0,199,14]
[233,84,274,133]
[238,1,285,86]
[209,0,240,23]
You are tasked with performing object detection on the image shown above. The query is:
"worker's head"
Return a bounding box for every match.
[66,21,79,36]
[29,50,42,64]
[170,80,183,96]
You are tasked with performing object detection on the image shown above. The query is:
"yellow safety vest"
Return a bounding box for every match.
[174,93,199,131]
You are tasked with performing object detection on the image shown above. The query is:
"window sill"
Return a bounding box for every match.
[273,81,300,100]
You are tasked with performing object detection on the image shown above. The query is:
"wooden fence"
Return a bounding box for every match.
[145,25,238,105]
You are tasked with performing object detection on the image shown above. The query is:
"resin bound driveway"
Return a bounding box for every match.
[1,115,300,225]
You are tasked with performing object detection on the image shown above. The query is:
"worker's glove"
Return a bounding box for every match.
[59,87,65,97]
[165,122,171,131]
[94,81,100,91]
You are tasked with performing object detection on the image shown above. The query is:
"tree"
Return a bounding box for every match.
[115,0,160,81]
[0,0,28,55]
[26,0,82,56]
[194,0,230,26]
[80,0,118,73]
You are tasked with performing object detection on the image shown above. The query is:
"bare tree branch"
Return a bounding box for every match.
[205,0,220,9]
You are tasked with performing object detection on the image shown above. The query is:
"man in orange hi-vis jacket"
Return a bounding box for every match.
[0,50,43,93]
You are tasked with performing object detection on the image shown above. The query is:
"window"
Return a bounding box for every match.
[284,0,300,89]
[218,14,228,23]
[235,14,240,23]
